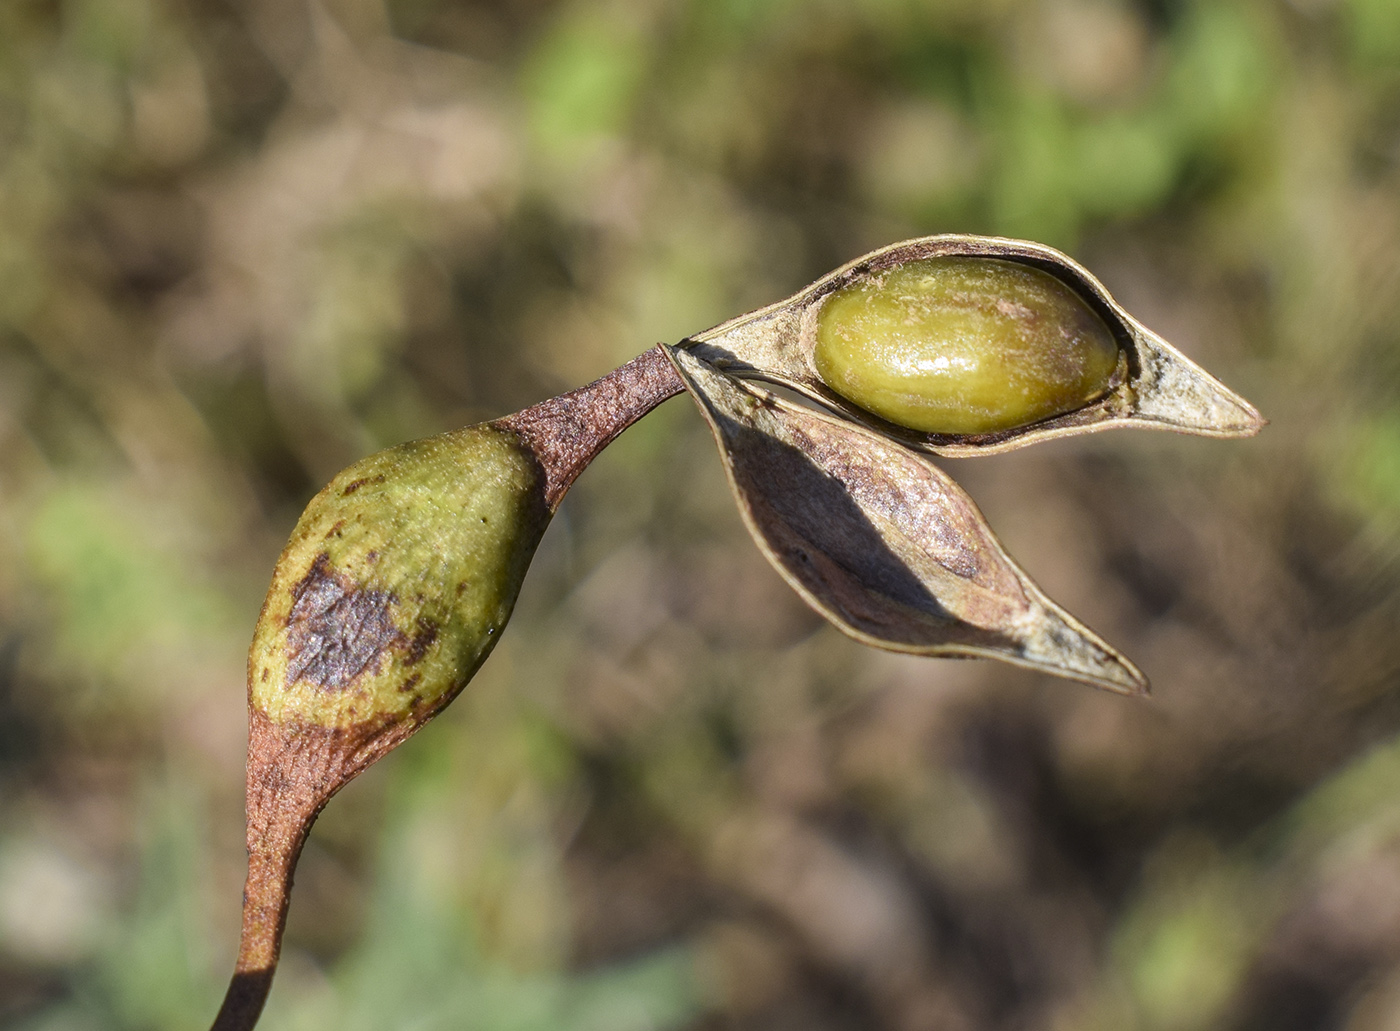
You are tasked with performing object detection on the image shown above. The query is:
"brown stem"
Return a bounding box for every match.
[208,852,293,1031]
[212,713,399,1031]
[494,345,685,510]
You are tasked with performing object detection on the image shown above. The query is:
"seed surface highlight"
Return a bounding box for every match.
[814,256,1120,435]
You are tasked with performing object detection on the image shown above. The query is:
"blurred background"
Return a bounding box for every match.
[0,0,1397,1028]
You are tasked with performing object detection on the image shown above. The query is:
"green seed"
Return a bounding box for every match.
[814,256,1120,435]
[248,425,550,730]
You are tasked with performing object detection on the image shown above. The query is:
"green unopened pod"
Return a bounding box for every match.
[213,423,551,1031]
[212,348,681,1031]
[249,424,548,731]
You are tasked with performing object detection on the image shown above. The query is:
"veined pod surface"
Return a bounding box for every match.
[813,256,1121,435]
[249,424,550,730]
[663,344,1147,695]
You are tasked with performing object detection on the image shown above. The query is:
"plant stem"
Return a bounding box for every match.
[495,345,685,510]
[211,713,337,1031]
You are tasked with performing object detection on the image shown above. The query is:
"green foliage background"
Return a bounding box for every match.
[0,0,1397,1028]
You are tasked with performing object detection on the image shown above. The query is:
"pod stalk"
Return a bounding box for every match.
[211,713,335,1031]
[495,345,685,509]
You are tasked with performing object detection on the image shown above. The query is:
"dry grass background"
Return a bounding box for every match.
[1,0,1399,1029]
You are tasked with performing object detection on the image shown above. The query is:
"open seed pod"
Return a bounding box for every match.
[664,345,1147,695]
[681,234,1265,456]
[212,235,1265,1031]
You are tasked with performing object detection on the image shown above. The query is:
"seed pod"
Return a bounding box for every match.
[249,426,549,732]
[682,235,1264,455]
[212,237,1265,1031]
[211,350,682,1031]
[213,425,549,1031]
[664,344,1146,694]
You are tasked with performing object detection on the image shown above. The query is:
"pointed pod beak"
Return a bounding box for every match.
[1011,592,1151,697]
[1127,321,1267,439]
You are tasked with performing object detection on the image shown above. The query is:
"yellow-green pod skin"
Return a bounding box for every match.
[249,425,549,730]
[814,257,1120,435]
